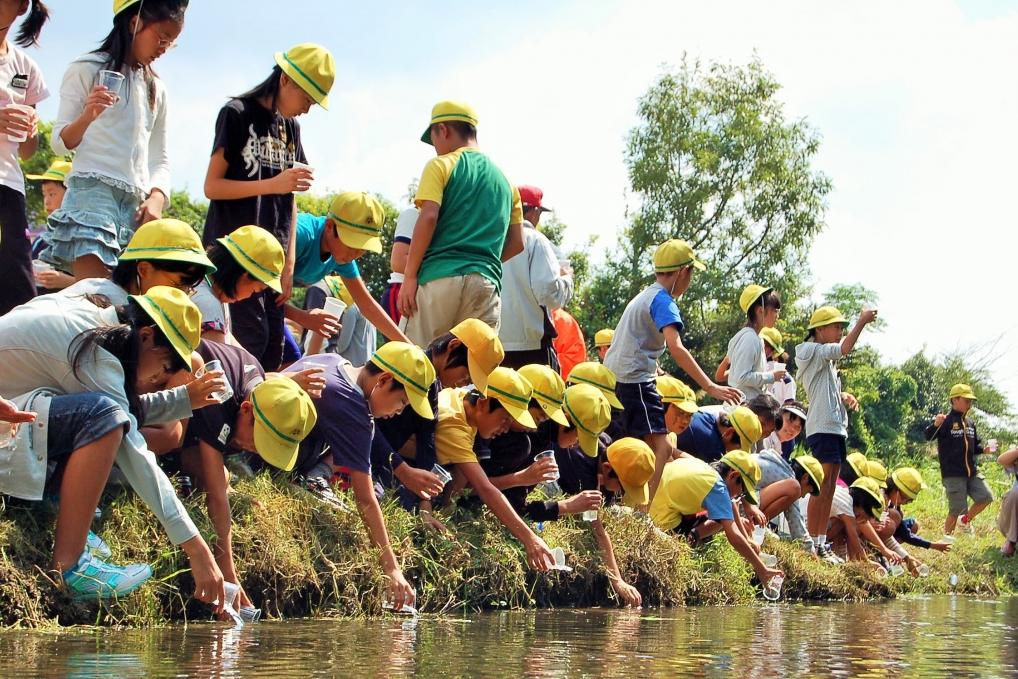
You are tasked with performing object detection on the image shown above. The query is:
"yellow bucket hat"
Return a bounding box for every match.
[949,383,978,401]
[655,374,698,414]
[846,452,868,478]
[450,319,504,394]
[119,218,216,273]
[250,377,317,471]
[567,361,623,409]
[808,306,849,330]
[792,454,824,496]
[274,43,335,109]
[130,286,200,365]
[759,327,784,354]
[653,239,705,273]
[851,477,886,519]
[113,0,140,15]
[606,437,655,507]
[727,406,763,452]
[25,159,72,183]
[562,384,612,457]
[485,367,536,429]
[370,342,437,420]
[218,225,285,294]
[864,459,889,488]
[739,284,772,314]
[720,449,762,505]
[324,276,355,308]
[593,329,614,348]
[518,364,569,427]
[890,466,928,500]
[328,191,385,254]
[421,100,479,145]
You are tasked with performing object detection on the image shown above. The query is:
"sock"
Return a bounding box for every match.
[814,535,827,549]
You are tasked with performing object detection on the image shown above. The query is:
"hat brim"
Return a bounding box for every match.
[335,223,383,254]
[801,466,823,496]
[578,429,599,457]
[740,474,760,505]
[620,481,649,508]
[406,386,435,420]
[119,248,217,274]
[219,237,282,293]
[253,415,300,471]
[274,52,329,110]
[691,258,706,271]
[539,401,569,427]
[131,294,195,365]
[421,126,433,145]
[674,400,699,414]
[468,352,489,394]
[603,388,623,410]
[503,400,537,429]
[25,173,64,182]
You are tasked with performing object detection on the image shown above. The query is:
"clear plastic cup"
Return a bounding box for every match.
[762,574,784,601]
[0,421,16,449]
[581,510,598,522]
[773,362,786,373]
[97,70,125,98]
[760,553,778,568]
[432,464,452,487]
[752,526,766,546]
[323,297,347,320]
[941,535,956,545]
[292,161,314,192]
[196,359,233,404]
[31,260,52,276]
[5,103,33,142]
[949,573,959,587]
[987,439,999,453]
[917,563,931,578]
[888,562,905,577]
[381,586,418,616]
[534,450,559,481]
[549,546,572,572]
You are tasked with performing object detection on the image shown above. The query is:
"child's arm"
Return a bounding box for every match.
[53,62,116,153]
[714,355,730,384]
[858,519,902,563]
[842,517,869,561]
[349,469,416,610]
[192,442,242,591]
[203,149,310,200]
[999,446,1018,467]
[487,455,558,490]
[501,221,524,262]
[342,276,410,343]
[839,309,878,356]
[278,201,298,304]
[663,326,742,402]
[592,519,642,607]
[720,519,782,583]
[396,202,439,318]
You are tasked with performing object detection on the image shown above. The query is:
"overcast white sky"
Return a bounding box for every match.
[26,0,1018,410]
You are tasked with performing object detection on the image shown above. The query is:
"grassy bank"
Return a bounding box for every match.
[2,457,1016,629]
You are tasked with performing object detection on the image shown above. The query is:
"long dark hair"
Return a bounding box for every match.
[234,65,282,108]
[14,0,49,47]
[69,298,189,417]
[92,0,188,110]
[111,258,205,291]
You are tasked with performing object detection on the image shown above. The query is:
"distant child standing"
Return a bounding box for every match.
[202,43,334,371]
[44,0,186,282]
[0,0,49,314]
[796,305,878,560]
[727,284,785,401]
[594,329,614,362]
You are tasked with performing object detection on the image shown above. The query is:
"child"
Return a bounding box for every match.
[380,207,418,323]
[0,0,49,314]
[568,361,624,410]
[286,342,434,611]
[603,239,742,502]
[434,367,555,570]
[44,0,186,281]
[303,276,376,366]
[202,43,334,371]
[0,286,226,604]
[875,467,951,573]
[650,450,783,586]
[26,159,74,291]
[655,374,698,453]
[763,401,806,459]
[796,304,878,560]
[594,329,614,362]
[760,327,796,404]
[397,100,524,346]
[672,404,763,464]
[755,452,823,550]
[925,383,993,536]
[826,477,889,566]
[727,284,785,400]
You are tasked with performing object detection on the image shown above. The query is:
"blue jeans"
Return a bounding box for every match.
[47,393,130,462]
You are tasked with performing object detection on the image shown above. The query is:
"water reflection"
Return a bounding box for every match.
[2,597,1016,678]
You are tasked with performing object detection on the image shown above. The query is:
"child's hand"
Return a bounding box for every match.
[135,191,166,227]
[303,308,341,337]
[0,105,34,138]
[384,569,416,612]
[559,490,602,515]
[272,167,313,193]
[842,392,860,411]
[393,464,445,500]
[34,269,75,290]
[706,382,742,403]
[0,397,36,425]
[187,369,228,409]
[932,540,953,552]
[523,457,560,486]
[859,308,879,325]
[934,413,947,427]
[397,277,418,318]
[288,367,326,398]
[757,565,784,584]
[525,536,555,572]
[610,578,642,607]
[82,84,117,122]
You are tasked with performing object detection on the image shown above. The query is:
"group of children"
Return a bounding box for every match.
[0,1,1006,619]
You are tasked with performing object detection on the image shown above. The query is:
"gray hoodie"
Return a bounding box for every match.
[794,340,847,437]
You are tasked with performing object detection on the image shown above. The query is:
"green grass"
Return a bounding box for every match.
[2,454,1016,628]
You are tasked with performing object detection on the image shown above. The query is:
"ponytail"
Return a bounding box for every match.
[14,0,50,48]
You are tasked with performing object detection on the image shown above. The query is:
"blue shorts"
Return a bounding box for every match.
[42,175,142,269]
[46,392,130,463]
[806,433,847,465]
[612,381,666,438]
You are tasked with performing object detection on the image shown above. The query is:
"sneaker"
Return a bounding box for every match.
[298,476,347,511]
[63,550,153,600]
[817,543,844,565]
[86,531,112,559]
[960,515,974,534]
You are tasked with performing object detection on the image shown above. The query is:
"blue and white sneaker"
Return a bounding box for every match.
[86,531,112,559]
[63,549,153,600]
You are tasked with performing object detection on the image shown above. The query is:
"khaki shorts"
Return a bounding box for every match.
[402,273,500,347]
[943,474,993,516]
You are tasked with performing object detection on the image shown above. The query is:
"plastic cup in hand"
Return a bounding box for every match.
[760,553,778,568]
[762,574,784,601]
[432,464,452,487]
[0,421,16,449]
[581,510,598,522]
[888,562,905,577]
[941,535,956,545]
[4,103,33,142]
[292,161,314,192]
[917,563,931,578]
[196,359,233,404]
[987,439,999,454]
[752,526,766,546]
[549,546,572,572]
[31,260,53,277]
[323,297,347,320]
[215,581,243,627]
[534,450,559,481]
[98,70,125,99]
[381,587,418,616]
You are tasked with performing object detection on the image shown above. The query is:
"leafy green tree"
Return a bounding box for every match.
[19,121,57,227]
[162,191,209,234]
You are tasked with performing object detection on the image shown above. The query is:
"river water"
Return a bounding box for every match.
[2,596,1016,677]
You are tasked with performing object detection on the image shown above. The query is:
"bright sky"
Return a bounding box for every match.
[25,0,1018,411]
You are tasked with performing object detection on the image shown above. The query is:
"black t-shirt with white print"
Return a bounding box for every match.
[202,97,307,245]
[184,340,266,453]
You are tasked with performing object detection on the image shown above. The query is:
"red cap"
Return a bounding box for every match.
[518,185,551,212]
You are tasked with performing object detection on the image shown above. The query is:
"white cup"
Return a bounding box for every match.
[431,464,452,487]
[760,553,778,568]
[941,535,956,545]
[31,260,53,276]
[534,450,559,481]
[5,103,33,142]
[752,526,766,546]
[549,546,572,572]
[917,563,931,578]
[323,297,347,320]
[888,562,905,577]
[97,70,125,99]
[292,161,314,192]
[762,574,784,601]
[196,359,233,404]
[987,439,999,453]
[581,510,598,522]
[381,586,419,616]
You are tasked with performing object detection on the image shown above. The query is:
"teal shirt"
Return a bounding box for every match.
[293,213,360,287]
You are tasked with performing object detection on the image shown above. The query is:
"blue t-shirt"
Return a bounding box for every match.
[293,213,361,287]
[675,411,725,464]
[603,283,684,384]
[287,353,373,474]
[649,288,683,332]
[701,478,735,521]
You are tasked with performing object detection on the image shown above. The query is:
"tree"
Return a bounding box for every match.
[163,191,209,234]
[19,121,58,227]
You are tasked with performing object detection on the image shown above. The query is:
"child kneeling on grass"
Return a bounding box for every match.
[874,467,952,574]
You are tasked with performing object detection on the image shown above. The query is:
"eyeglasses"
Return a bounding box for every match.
[152,28,177,50]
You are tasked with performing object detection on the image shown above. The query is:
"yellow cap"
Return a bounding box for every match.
[518,364,569,427]
[850,477,886,519]
[890,466,928,500]
[792,454,824,496]
[485,367,536,429]
[593,329,614,348]
[328,192,385,254]
[864,459,889,488]
[421,100,479,145]
[739,284,773,314]
[217,225,285,293]
[606,438,655,507]
[759,327,784,355]
[653,239,705,273]
[562,384,612,457]
[119,218,216,273]
[324,276,354,308]
[113,0,140,15]
[130,286,200,365]
[808,306,849,330]
[720,449,762,505]
[450,319,504,394]
[250,378,317,471]
[949,383,978,401]
[274,43,335,109]
[25,159,72,183]
[370,342,437,420]
[567,362,623,409]
[728,406,763,451]
[655,375,698,414]
[846,452,868,478]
